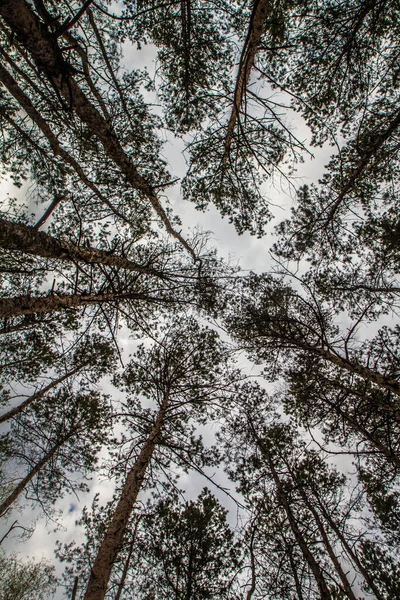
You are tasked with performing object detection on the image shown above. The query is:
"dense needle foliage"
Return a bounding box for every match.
[0,0,399,598]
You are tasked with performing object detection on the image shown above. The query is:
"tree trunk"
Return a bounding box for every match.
[0,364,85,424]
[0,291,139,319]
[0,434,68,517]
[256,436,333,600]
[0,218,165,278]
[285,538,305,600]
[297,487,358,600]
[322,394,400,469]
[245,525,257,600]
[317,347,400,399]
[71,576,79,600]
[83,392,169,600]
[311,489,385,600]
[0,0,196,260]
[222,0,270,164]
[114,525,138,600]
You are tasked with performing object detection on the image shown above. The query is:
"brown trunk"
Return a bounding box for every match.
[311,488,385,600]
[83,393,169,600]
[323,394,400,469]
[257,437,332,600]
[0,364,85,424]
[0,291,132,319]
[0,218,164,278]
[312,346,400,399]
[222,0,270,164]
[0,63,133,227]
[327,105,400,222]
[0,0,196,259]
[114,524,138,600]
[297,488,358,600]
[0,434,68,516]
[71,576,79,600]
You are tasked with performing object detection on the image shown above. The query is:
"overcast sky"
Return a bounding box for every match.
[0,17,359,600]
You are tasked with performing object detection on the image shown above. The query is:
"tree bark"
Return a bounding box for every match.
[0,0,196,260]
[283,537,305,600]
[114,527,137,600]
[0,63,136,228]
[256,435,333,600]
[311,487,385,600]
[0,291,137,319]
[321,394,400,469]
[0,218,164,278]
[222,0,270,164]
[317,347,400,399]
[83,392,169,600]
[297,487,358,600]
[0,434,69,517]
[0,364,85,424]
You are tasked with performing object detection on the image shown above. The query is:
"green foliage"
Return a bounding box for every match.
[137,489,242,599]
[0,552,57,600]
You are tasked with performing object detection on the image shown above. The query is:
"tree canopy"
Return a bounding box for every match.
[0,0,399,599]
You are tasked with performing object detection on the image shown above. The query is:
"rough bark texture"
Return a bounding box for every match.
[83,393,169,600]
[257,437,333,600]
[312,488,385,600]
[297,487,358,600]
[0,292,131,319]
[0,364,84,424]
[0,434,68,516]
[0,218,164,278]
[222,0,270,164]
[0,0,196,259]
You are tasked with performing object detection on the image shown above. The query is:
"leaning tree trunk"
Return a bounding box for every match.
[0,364,86,424]
[114,525,138,600]
[257,436,333,600]
[0,433,69,517]
[317,347,400,399]
[323,395,400,469]
[83,392,169,600]
[0,291,138,319]
[284,536,305,600]
[311,488,386,600]
[0,218,164,278]
[297,486,358,600]
[0,0,196,260]
[222,0,270,164]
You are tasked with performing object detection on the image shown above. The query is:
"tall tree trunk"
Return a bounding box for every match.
[0,291,144,319]
[71,576,79,600]
[322,394,400,469]
[83,392,169,600]
[114,522,138,600]
[316,347,400,399]
[222,0,270,164]
[296,487,358,600]
[0,364,86,424]
[255,435,333,600]
[0,0,196,260]
[283,536,305,600]
[311,488,385,600]
[0,218,164,278]
[0,434,69,517]
[245,525,257,600]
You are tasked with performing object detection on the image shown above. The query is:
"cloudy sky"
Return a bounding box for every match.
[0,10,354,599]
